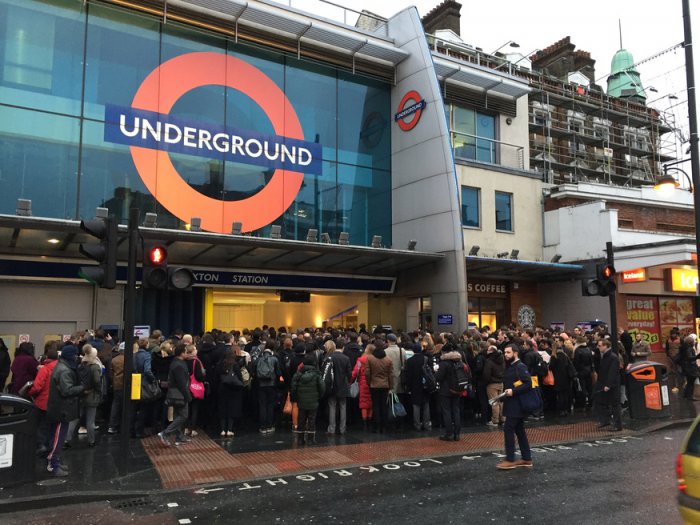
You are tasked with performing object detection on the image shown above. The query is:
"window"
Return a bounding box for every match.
[495,191,513,232]
[447,104,497,163]
[461,186,480,228]
[568,118,584,133]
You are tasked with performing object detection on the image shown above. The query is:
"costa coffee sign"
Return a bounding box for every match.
[622,268,647,283]
[467,280,507,296]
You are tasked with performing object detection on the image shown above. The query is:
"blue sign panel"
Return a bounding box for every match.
[437,314,453,325]
[0,259,395,293]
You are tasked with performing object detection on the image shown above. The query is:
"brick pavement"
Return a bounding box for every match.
[143,420,620,489]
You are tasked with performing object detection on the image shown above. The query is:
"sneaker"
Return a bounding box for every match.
[486,421,499,428]
[496,460,519,470]
[220,431,226,437]
[267,427,275,434]
[672,387,680,394]
[157,432,171,447]
[226,431,235,437]
[190,430,198,437]
[174,438,191,446]
[107,428,118,435]
[49,466,69,477]
[516,459,533,468]
[78,427,88,435]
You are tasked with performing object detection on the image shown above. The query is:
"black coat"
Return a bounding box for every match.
[679,341,699,378]
[594,350,620,400]
[435,351,463,398]
[168,358,192,403]
[328,351,352,398]
[47,360,85,423]
[343,342,363,370]
[549,353,575,392]
[482,351,504,385]
[405,351,429,405]
[573,345,594,377]
[502,360,532,418]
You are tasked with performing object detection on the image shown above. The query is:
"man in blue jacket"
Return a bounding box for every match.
[497,344,533,470]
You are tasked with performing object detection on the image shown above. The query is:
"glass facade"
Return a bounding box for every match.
[0,0,392,245]
[460,186,480,228]
[445,103,496,163]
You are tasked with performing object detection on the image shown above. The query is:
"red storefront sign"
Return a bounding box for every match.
[625,296,661,351]
[622,268,647,283]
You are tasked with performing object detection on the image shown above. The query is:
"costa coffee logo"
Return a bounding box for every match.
[104,52,321,234]
[394,90,426,131]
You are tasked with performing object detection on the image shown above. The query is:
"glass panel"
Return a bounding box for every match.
[495,191,513,231]
[453,105,475,159]
[461,186,479,228]
[0,0,85,115]
[83,3,160,120]
[338,71,390,170]
[0,105,79,218]
[476,113,496,162]
[337,164,391,246]
[478,298,505,330]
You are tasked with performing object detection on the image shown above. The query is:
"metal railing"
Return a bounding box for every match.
[280,0,389,37]
[451,131,525,170]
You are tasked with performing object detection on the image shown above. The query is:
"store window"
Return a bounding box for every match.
[468,297,506,330]
[461,186,480,228]
[495,191,513,232]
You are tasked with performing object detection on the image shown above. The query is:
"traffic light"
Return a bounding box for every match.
[143,244,168,289]
[582,263,617,297]
[78,217,117,289]
[142,244,195,291]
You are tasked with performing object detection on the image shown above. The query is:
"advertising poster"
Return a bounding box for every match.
[625,296,661,351]
[659,297,696,344]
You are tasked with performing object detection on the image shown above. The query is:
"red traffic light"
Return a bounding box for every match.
[147,246,167,266]
[601,264,615,279]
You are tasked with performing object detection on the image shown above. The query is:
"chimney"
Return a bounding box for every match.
[421,1,462,36]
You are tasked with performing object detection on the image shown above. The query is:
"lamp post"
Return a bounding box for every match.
[491,40,519,55]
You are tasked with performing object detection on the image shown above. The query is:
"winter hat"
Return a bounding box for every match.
[60,345,80,367]
[386,333,397,342]
[303,354,318,367]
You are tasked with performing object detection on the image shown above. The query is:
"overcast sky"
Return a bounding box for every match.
[287,0,698,158]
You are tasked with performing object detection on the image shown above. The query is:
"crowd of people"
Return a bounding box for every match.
[0,321,696,476]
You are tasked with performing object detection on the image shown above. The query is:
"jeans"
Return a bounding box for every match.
[47,420,69,471]
[412,400,431,430]
[84,406,97,444]
[258,386,276,429]
[163,403,188,440]
[327,395,347,433]
[109,391,123,430]
[503,416,531,461]
[370,388,389,431]
[440,395,461,437]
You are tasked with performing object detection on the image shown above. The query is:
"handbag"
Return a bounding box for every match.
[141,379,162,402]
[189,358,205,400]
[349,361,361,399]
[282,392,292,415]
[387,392,407,419]
[165,386,186,407]
[221,368,243,389]
[515,367,542,415]
[543,369,555,386]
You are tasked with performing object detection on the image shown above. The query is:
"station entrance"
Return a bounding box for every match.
[206,289,367,332]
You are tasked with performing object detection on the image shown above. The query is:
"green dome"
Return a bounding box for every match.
[607,48,646,103]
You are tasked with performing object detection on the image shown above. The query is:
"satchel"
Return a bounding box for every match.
[387,392,407,419]
[165,386,185,407]
[189,358,206,400]
[141,379,162,402]
[349,361,361,399]
[221,369,243,389]
[516,367,542,415]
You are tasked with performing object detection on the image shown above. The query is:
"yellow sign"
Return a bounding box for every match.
[131,373,142,401]
[666,268,699,293]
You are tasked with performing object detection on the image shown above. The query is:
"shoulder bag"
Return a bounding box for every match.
[349,361,361,399]
[189,358,206,400]
[165,386,186,407]
[515,366,542,415]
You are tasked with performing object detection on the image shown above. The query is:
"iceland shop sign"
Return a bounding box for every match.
[104,52,321,234]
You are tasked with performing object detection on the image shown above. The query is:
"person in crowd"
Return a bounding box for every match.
[573,336,594,408]
[549,341,576,417]
[435,342,464,441]
[630,332,651,363]
[185,343,206,437]
[384,334,407,426]
[289,343,307,430]
[405,342,431,431]
[252,340,282,434]
[158,344,192,447]
[365,341,393,433]
[666,329,683,394]
[678,335,699,401]
[0,337,11,391]
[132,337,155,438]
[594,338,623,431]
[291,353,325,444]
[343,331,363,371]
[151,341,173,431]
[77,344,105,446]
[108,342,125,434]
[46,345,85,476]
[10,341,37,395]
[325,339,352,435]
[497,344,533,470]
[351,343,374,431]
[482,345,505,428]
[29,341,60,456]
[215,347,244,437]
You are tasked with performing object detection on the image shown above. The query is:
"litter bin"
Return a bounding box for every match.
[0,394,37,486]
[625,361,671,419]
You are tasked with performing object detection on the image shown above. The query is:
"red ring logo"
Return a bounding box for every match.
[394,90,426,132]
[128,52,306,234]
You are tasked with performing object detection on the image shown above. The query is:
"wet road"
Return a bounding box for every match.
[3,427,685,525]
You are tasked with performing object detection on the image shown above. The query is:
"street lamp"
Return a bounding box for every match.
[491,40,519,55]
[654,160,693,192]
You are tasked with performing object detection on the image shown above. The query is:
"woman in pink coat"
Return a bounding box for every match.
[351,344,374,430]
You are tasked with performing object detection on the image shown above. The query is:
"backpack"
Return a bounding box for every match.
[256,354,274,380]
[421,356,437,393]
[449,361,473,397]
[78,362,92,388]
[249,343,264,364]
[321,357,335,392]
[240,366,252,387]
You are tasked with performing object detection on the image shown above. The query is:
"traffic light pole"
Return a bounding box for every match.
[606,241,619,352]
[118,207,139,476]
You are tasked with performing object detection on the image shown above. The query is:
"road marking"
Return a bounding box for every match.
[194,487,224,495]
[167,502,179,507]
[179,520,192,524]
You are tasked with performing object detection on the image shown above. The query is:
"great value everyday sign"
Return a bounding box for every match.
[104,52,321,234]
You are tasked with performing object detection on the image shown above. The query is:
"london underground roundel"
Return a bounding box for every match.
[105,52,321,234]
[394,90,426,131]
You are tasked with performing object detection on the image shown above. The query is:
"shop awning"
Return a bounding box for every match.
[466,255,584,281]
[612,239,696,272]
[0,214,443,278]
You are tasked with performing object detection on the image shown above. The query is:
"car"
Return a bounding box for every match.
[677,415,700,523]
